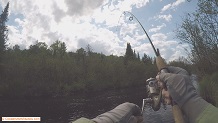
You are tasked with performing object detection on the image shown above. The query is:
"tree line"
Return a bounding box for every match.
[0,40,157,97]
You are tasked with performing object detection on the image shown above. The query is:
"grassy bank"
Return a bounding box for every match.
[199,72,218,107]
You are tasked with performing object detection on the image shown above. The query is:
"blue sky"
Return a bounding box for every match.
[0,0,198,61]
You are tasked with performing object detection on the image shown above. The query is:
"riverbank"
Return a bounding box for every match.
[199,72,218,107]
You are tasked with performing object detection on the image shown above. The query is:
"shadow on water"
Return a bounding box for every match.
[0,86,174,123]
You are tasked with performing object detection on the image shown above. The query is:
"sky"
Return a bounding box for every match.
[0,0,198,61]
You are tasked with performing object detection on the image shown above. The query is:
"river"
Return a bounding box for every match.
[0,86,175,123]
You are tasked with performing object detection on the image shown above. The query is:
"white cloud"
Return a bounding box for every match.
[91,0,150,27]
[149,23,166,32]
[116,0,149,11]
[173,0,186,6]
[7,26,22,46]
[161,0,186,12]
[132,32,187,61]
[158,14,172,22]
[7,25,36,49]
[161,4,171,12]
[151,33,167,42]
[1,0,151,53]
[65,0,105,16]
[0,0,189,61]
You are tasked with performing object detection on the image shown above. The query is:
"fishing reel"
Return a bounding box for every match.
[142,78,166,112]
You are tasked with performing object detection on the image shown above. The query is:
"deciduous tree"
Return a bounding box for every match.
[176,0,218,75]
[0,2,9,63]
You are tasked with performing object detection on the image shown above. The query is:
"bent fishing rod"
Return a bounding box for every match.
[120,11,185,123]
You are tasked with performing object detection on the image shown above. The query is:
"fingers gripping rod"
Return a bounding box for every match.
[123,11,185,123]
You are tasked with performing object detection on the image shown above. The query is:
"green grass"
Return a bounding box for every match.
[199,72,218,107]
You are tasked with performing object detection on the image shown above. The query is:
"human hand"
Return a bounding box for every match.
[92,102,143,123]
[156,66,209,123]
[156,66,194,106]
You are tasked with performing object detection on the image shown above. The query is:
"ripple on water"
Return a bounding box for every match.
[142,104,174,123]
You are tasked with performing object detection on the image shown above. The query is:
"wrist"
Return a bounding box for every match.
[182,96,209,123]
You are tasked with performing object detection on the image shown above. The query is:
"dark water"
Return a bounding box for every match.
[0,86,174,123]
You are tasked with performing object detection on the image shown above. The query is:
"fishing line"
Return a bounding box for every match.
[116,11,160,56]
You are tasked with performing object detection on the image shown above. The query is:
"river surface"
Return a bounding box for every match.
[0,86,175,123]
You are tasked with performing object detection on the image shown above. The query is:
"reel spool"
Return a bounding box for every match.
[142,78,162,112]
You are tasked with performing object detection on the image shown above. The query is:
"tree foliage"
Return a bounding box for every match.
[50,40,66,57]
[142,53,152,65]
[124,43,141,64]
[0,2,9,63]
[199,72,218,106]
[177,0,218,106]
[1,41,156,97]
[168,57,192,75]
[176,0,218,75]
[124,43,134,64]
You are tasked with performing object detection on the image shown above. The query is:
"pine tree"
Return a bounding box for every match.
[0,2,9,62]
[86,44,93,56]
[125,43,133,58]
[142,53,152,64]
[124,43,134,64]
[137,52,140,61]
[133,49,137,59]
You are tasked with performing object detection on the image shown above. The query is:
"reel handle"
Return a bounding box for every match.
[155,56,185,123]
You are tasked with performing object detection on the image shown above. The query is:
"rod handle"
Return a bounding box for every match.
[155,56,185,123]
[172,105,185,123]
[156,56,167,71]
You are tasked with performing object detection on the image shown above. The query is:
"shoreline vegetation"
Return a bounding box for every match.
[0,42,157,98]
[199,72,218,107]
[175,0,218,106]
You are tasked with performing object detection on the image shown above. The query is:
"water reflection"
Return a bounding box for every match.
[143,104,174,123]
[68,87,148,122]
[0,86,174,123]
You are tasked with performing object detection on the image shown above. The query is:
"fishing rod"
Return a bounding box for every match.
[122,11,160,57]
[119,11,185,123]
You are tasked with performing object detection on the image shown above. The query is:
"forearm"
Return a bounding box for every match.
[92,102,142,123]
[182,97,209,123]
[196,104,218,123]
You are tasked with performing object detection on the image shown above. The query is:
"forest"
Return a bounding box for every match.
[0,0,217,106]
[0,40,157,97]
